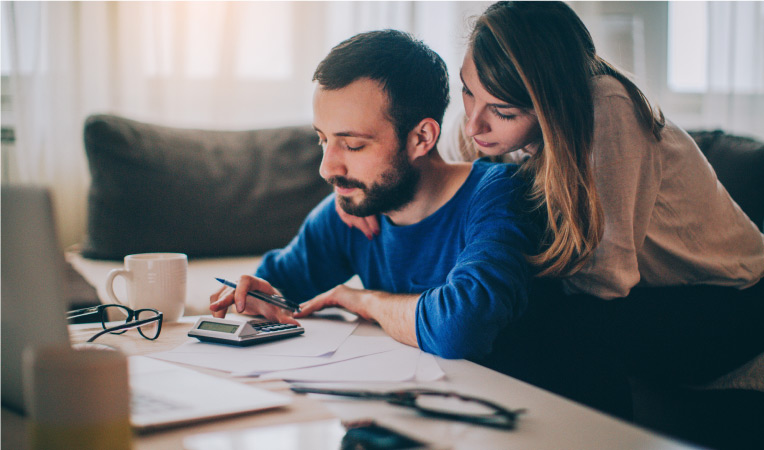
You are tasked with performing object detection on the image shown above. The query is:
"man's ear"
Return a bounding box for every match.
[407,118,440,159]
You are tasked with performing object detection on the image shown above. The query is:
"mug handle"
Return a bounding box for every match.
[105,269,130,306]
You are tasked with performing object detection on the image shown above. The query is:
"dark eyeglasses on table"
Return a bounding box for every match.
[67,304,163,342]
[290,386,525,429]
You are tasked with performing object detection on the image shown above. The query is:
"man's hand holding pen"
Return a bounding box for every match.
[209,275,300,325]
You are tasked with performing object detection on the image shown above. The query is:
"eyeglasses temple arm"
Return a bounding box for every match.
[66,305,102,319]
[289,386,388,399]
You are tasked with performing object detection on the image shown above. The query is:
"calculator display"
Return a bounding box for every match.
[197,321,239,334]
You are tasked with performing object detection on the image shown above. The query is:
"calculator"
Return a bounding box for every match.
[188,316,304,346]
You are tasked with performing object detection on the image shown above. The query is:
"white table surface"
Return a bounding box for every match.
[54,252,702,448]
[279,321,698,450]
[3,317,698,450]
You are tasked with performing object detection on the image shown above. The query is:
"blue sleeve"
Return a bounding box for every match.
[416,166,537,359]
[254,194,356,302]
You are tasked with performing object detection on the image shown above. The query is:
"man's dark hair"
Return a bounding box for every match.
[313,29,450,146]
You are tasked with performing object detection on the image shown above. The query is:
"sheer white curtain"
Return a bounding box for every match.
[2,2,93,248]
[2,1,486,248]
[578,1,764,140]
[702,1,764,139]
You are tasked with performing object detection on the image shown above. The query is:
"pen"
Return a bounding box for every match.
[215,278,301,313]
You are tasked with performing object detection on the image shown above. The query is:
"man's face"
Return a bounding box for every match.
[313,78,419,217]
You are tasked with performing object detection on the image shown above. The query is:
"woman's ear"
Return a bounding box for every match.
[407,118,440,159]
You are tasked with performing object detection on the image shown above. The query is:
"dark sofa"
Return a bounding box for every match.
[629,130,764,450]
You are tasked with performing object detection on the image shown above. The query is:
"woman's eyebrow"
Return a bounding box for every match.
[459,70,517,110]
[459,70,470,92]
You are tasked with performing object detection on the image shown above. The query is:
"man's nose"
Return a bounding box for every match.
[319,142,346,181]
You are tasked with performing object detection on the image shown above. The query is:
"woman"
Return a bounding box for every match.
[339,2,764,419]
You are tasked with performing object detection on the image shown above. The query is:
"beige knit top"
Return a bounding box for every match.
[439,75,764,299]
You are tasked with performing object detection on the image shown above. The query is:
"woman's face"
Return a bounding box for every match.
[460,50,542,156]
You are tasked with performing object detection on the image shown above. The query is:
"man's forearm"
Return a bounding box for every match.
[361,290,419,348]
[296,285,420,348]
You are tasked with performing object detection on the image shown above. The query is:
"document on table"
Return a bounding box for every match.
[148,317,445,382]
[151,335,401,375]
[259,346,445,382]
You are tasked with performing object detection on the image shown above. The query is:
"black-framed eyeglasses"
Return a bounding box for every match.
[290,386,525,429]
[67,304,163,342]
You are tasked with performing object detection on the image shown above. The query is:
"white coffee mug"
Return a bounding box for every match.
[106,253,187,322]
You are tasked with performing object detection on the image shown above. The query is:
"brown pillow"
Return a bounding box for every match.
[82,114,331,260]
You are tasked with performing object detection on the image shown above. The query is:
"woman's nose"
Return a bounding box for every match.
[464,107,489,137]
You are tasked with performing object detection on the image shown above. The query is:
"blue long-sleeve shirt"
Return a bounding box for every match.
[255,160,538,360]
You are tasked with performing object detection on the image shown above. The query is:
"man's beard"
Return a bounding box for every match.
[328,148,420,217]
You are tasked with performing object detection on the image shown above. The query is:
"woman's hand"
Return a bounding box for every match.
[209,275,299,325]
[335,201,380,240]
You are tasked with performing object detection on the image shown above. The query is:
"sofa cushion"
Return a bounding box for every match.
[82,114,332,260]
[688,129,764,230]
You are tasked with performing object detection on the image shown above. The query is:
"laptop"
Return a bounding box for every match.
[1,185,71,414]
[127,356,290,433]
[1,185,291,431]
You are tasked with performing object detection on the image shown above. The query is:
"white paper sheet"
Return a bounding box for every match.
[149,335,402,375]
[257,347,446,383]
[414,352,446,382]
[259,346,422,382]
[147,318,444,383]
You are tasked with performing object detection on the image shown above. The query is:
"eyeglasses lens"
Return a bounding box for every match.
[102,304,132,334]
[414,393,498,418]
[135,309,161,340]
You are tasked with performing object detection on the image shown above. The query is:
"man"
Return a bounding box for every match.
[210,30,537,360]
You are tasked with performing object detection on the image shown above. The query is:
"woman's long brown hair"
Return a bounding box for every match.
[471,1,664,277]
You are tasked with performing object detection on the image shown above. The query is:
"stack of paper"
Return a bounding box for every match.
[149,317,445,382]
